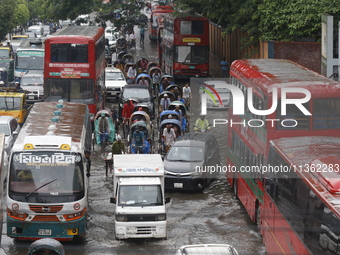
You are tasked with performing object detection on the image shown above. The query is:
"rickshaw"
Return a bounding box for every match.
[133,103,152,116]
[27,238,65,255]
[158,118,182,155]
[122,53,134,63]
[148,66,162,95]
[135,73,153,91]
[160,110,180,123]
[147,62,159,71]
[127,120,152,154]
[165,84,181,100]
[123,62,137,81]
[159,74,175,93]
[136,57,149,72]
[121,97,141,138]
[116,36,127,52]
[168,100,189,133]
[117,50,128,60]
[130,110,154,146]
[94,109,116,153]
[158,91,176,108]
[113,59,126,71]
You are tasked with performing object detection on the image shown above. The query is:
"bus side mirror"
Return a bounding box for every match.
[165,197,171,204]
[110,197,116,204]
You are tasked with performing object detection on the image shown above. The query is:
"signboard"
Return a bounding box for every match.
[61,70,81,78]
[182,37,201,43]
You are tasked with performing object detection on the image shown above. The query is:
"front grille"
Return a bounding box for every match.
[136,226,156,235]
[182,69,201,74]
[29,205,63,213]
[107,88,121,92]
[127,214,157,221]
[31,215,60,221]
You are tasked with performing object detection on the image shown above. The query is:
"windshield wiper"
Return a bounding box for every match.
[25,179,57,200]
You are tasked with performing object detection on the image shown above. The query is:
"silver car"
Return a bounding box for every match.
[0,116,20,155]
[175,244,239,255]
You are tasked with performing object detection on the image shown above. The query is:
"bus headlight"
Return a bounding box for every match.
[116,215,127,222]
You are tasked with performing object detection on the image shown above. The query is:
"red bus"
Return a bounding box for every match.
[161,13,209,79]
[44,26,106,121]
[264,136,340,254]
[149,5,173,41]
[225,59,340,253]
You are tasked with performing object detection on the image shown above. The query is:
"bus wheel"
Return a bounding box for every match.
[233,179,238,198]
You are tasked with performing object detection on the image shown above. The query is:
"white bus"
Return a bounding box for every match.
[6,101,92,241]
[14,38,44,82]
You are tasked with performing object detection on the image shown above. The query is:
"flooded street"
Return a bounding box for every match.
[0,10,265,255]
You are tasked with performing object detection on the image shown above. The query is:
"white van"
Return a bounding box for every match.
[27,25,43,38]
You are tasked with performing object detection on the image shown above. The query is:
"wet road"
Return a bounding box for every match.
[0,10,266,255]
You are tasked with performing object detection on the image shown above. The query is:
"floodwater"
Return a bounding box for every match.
[0,9,266,255]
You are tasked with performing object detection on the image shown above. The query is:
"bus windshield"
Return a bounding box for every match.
[9,152,85,203]
[0,97,22,110]
[175,46,209,64]
[51,43,88,63]
[118,185,163,206]
[15,51,44,69]
[44,78,95,104]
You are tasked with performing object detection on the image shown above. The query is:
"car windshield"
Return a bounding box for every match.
[123,88,150,99]
[166,146,204,161]
[106,71,125,80]
[0,124,10,136]
[21,77,43,86]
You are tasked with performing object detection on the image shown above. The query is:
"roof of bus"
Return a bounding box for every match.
[163,12,208,19]
[271,136,340,212]
[230,59,340,98]
[47,26,104,43]
[13,102,88,152]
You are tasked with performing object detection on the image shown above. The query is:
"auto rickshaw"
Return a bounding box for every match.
[158,118,182,155]
[127,120,152,154]
[27,238,65,255]
[159,74,175,93]
[94,109,116,152]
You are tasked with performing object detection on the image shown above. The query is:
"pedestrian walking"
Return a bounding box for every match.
[140,26,146,44]
[220,57,228,78]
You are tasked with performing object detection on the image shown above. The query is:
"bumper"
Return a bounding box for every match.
[115,221,167,239]
[165,175,205,191]
[7,215,87,241]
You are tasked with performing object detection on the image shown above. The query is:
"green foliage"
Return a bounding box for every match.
[0,0,29,40]
[175,0,340,43]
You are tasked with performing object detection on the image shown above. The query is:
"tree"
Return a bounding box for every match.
[0,0,29,40]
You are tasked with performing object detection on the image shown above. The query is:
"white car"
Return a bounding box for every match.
[105,32,117,50]
[201,80,231,109]
[105,67,127,100]
[175,244,239,255]
[0,116,20,155]
[20,70,44,103]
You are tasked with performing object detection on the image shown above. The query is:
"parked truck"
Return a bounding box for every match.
[110,154,170,240]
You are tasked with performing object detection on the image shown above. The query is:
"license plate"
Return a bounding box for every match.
[28,96,35,99]
[38,229,52,235]
[174,183,183,188]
